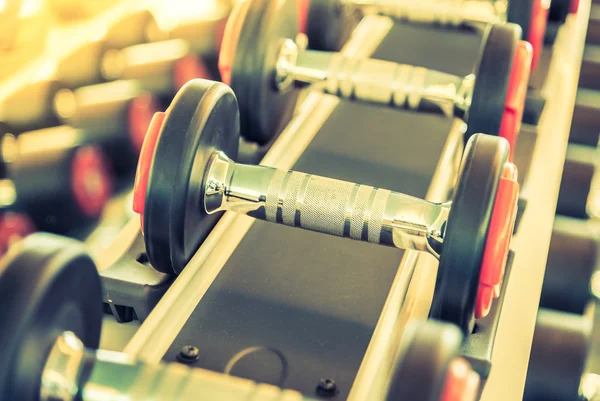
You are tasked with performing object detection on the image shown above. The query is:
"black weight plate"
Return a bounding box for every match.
[228,0,298,144]
[0,233,102,401]
[466,24,519,142]
[431,134,509,335]
[524,309,590,401]
[306,0,358,51]
[507,0,535,42]
[385,320,463,401]
[144,80,240,275]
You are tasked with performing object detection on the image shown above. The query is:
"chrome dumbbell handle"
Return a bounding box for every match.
[341,0,506,28]
[204,152,449,257]
[275,41,473,118]
[40,332,310,401]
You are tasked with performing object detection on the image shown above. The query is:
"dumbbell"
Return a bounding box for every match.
[219,0,531,162]
[0,0,48,79]
[0,233,481,401]
[146,0,231,56]
[48,0,117,20]
[540,215,599,315]
[524,308,598,401]
[0,211,35,259]
[298,0,547,71]
[0,127,113,233]
[53,10,160,89]
[132,79,519,332]
[556,144,598,219]
[52,80,159,173]
[101,39,213,104]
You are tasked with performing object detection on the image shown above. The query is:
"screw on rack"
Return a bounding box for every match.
[316,378,338,397]
[176,345,200,364]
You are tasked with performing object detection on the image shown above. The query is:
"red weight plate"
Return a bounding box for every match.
[498,40,532,162]
[218,0,253,86]
[133,112,166,229]
[440,358,480,401]
[71,146,112,218]
[475,163,519,319]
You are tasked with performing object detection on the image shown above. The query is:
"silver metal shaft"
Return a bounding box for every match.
[341,0,507,28]
[275,40,474,118]
[204,152,449,258]
[41,332,312,401]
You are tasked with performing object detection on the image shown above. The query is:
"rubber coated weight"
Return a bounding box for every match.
[305,0,358,51]
[142,80,239,274]
[524,309,590,401]
[220,0,299,144]
[385,320,470,401]
[507,0,549,70]
[466,24,520,144]
[507,0,535,39]
[0,233,102,401]
[430,134,510,335]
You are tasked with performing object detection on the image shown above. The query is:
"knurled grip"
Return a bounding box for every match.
[265,169,391,244]
[325,54,462,116]
[84,358,307,401]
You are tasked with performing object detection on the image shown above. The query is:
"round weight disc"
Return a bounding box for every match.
[466,24,519,143]
[143,80,240,274]
[385,320,463,401]
[221,0,299,144]
[507,0,548,71]
[506,0,535,46]
[0,233,102,401]
[305,0,358,51]
[431,134,509,335]
[523,309,590,401]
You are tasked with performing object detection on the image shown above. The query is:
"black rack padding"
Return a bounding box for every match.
[163,101,454,400]
[371,23,481,75]
[523,91,546,127]
[528,46,554,91]
[100,231,173,323]
[461,251,515,382]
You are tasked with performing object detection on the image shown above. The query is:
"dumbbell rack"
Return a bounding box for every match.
[99,4,590,401]
[0,0,592,400]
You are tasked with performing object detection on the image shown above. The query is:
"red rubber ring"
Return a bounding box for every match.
[215,15,229,54]
[498,40,532,162]
[441,358,480,401]
[71,145,113,218]
[570,0,580,13]
[133,112,166,230]
[0,212,35,259]
[475,163,519,319]
[218,0,253,86]
[128,92,160,154]
[527,0,550,72]
[297,0,311,34]
[174,54,212,92]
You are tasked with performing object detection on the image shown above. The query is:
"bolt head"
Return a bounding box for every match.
[316,378,337,397]
[177,345,200,363]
